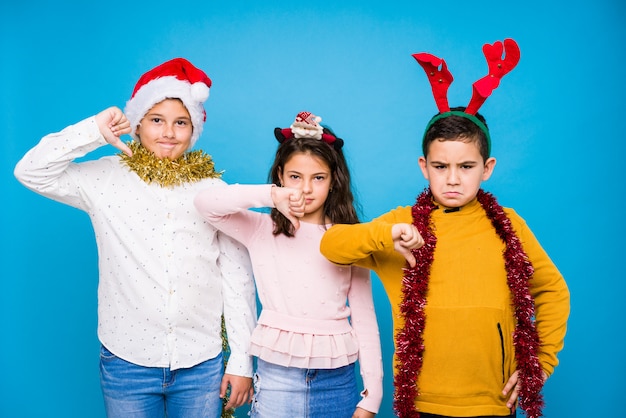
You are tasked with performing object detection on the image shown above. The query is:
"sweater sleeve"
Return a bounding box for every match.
[511,211,570,376]
[194,184,274,245]
[348,266,384,413]
[14,116,108,210]
[218,231,257,377]
[320,208,404,269]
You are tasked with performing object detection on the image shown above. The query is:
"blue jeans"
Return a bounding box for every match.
[250,358,359,418]
[99,345,223,418]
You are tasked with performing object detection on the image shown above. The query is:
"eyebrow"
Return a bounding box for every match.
[145,112,191,120]
[285,170,329,176]
[429,160,479,165]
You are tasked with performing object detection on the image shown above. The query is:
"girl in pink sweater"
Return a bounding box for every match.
[194,111,383,417]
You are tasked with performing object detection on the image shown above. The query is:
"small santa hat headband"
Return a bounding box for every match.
[413,38,520,156]
[124,58,212,148]
[274,111,344,151]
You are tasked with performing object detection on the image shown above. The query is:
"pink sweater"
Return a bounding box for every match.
[194,184,383,413]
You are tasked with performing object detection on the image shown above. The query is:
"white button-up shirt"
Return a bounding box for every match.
[14,117,256,374]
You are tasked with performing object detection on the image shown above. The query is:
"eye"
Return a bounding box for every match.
[289,174,300,180]
[314,175,327,181]
[176,120,189,127]
[151,117,162,123]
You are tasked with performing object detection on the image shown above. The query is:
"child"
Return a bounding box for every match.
[14,58,257,418]
[320,39,570,418]
[194,111,383,418]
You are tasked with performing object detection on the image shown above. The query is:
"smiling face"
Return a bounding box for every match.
[279,151,332,224]
[419,138,496,208]
[135,98,193,160]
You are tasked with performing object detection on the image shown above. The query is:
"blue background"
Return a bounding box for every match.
[1,1,623,417]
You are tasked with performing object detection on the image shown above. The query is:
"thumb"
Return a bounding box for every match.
[114,139,133,157]
[403,250,416,268]
[287,214,301,230]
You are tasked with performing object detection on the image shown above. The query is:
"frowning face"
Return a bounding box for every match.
[419,138,496,208]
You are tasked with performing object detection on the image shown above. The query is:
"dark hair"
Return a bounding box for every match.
[422,106,490,162]
[268,133,359,237]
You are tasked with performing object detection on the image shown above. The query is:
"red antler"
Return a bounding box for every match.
[465,38,520,115]
[412,53,454,113]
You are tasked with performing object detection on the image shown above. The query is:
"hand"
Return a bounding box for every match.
[502,370,548,411]
[271,186,305,229]
[95,106,133,156]
[352,406,376,418]
[220,373,253,410]
[391,223,424,267]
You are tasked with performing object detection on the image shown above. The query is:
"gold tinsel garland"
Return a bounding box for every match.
[119,141,222,187]
[120,142,233,417]
[221,315,235,418]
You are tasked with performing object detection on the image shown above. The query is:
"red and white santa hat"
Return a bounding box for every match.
[124,58,212,148]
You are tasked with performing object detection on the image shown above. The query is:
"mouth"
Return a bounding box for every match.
[157,142,178,149]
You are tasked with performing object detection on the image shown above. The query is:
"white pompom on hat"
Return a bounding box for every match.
[124,58,212,149]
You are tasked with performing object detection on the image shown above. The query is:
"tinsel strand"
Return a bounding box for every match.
[477,189,544,418]
[119,141,222,187]
[393,189,437,418]
[394,188,544,418]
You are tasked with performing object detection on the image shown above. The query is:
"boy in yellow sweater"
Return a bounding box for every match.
[319,39,569,418]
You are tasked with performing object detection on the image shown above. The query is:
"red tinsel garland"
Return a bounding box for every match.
[394,188,544,418]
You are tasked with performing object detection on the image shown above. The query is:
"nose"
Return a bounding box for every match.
[302,179,313,193]
[447,168,460,185]
[163,123,175,138]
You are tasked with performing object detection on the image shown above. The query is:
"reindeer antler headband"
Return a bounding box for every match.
[413,38,520,156]
[274,111,344,151]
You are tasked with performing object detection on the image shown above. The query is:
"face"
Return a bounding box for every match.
[419,138,496,208]
[136,98,193,160]
[279,152,332,224]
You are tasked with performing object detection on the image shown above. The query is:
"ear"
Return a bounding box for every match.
[482,157,497,181]
[418,156,429,180]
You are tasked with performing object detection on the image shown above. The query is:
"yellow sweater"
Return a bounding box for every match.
[320,198,569,417]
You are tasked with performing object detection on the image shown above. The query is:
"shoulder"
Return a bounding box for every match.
[503,206,528,228]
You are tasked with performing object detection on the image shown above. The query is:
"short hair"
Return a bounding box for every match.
[422,106,490,161]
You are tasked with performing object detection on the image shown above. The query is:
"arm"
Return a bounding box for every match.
[194,183,305,245]
[194,184,275,245]
[515,216,570,377]
[499,211,569,410]
[14,107,131,208]
[320,207,423,269]
[217,231,257,408]
[348,266,383,415]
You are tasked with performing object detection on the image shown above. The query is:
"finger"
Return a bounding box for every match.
[506,384,519,408]
[289,201,305,217]
[226,389,244,409]
[219,378,229,399]
[502,370,519,395]
[248,386,254,403]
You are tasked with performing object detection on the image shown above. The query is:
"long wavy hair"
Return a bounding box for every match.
[268,134,359,237]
